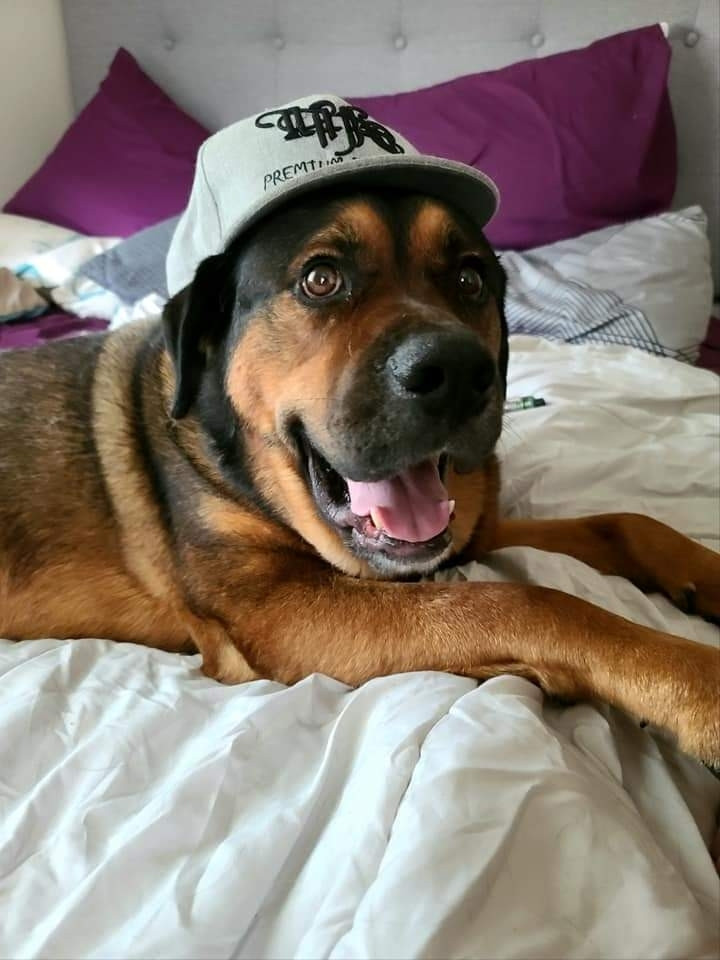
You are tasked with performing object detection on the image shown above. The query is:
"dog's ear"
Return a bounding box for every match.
[163,253,231,419]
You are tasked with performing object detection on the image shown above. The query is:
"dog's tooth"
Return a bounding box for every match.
[370,508,384,531]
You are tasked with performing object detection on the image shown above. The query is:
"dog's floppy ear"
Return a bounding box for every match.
[163,253,231,419]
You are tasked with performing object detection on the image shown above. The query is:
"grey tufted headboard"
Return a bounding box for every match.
[61,0,719,288]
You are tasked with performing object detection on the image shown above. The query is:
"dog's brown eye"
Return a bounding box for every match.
[458,265,484,298]
[301,263,343,299]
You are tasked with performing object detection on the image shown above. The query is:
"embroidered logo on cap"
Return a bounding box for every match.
[255,99,405,157]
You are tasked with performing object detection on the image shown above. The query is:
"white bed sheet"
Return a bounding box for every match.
[1,335,719,959]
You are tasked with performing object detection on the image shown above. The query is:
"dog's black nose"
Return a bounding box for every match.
[387,329,496,416]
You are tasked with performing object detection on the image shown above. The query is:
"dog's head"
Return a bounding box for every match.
[163,188,508,578]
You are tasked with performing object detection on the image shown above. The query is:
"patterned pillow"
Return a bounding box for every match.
[503,207,712,363]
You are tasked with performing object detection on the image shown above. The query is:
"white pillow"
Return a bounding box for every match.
[0,213,80,272]
[503,206,712,363]
[11,234,120,288]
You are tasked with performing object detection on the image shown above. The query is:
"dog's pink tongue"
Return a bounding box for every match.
[345,459,452,543]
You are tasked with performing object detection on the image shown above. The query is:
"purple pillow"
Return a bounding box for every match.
[4,49,209,237]
[351,25,676,250]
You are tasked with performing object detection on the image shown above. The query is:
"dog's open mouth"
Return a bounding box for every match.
[298,432,454,569]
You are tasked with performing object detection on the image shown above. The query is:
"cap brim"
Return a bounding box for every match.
[223,154,500,247]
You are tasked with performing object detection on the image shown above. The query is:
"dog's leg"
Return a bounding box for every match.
[219,575,719,765]
[463,514,720,621]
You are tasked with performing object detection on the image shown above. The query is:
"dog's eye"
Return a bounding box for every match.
[457,264,484,298]
[301,263,343,299]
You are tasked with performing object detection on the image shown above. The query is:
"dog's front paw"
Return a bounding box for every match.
[658,539,720,624]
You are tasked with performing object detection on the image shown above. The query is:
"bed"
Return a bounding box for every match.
[1,2,719,958]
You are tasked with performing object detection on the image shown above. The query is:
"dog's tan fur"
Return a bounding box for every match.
[0,197,718,763]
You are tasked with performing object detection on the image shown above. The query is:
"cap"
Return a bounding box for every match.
[166,94,500,295]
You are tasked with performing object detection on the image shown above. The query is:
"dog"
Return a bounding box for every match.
[0,186,718,766]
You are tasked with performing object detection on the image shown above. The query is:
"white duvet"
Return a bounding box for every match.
[1,336,719,960]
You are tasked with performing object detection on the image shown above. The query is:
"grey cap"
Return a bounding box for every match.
[166,93,500,295]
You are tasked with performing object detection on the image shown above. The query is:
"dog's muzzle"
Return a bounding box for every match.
[297,324,503,576]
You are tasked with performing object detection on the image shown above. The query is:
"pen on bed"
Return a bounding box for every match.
[504,396,546,412]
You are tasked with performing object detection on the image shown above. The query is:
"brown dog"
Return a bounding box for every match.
[0,189,718,763]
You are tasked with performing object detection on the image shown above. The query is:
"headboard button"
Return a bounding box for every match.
[530,32,545,48]
[393,34,407,50]
[163,37,176,51]
[684,30,699,47]
[273,35,286,51]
